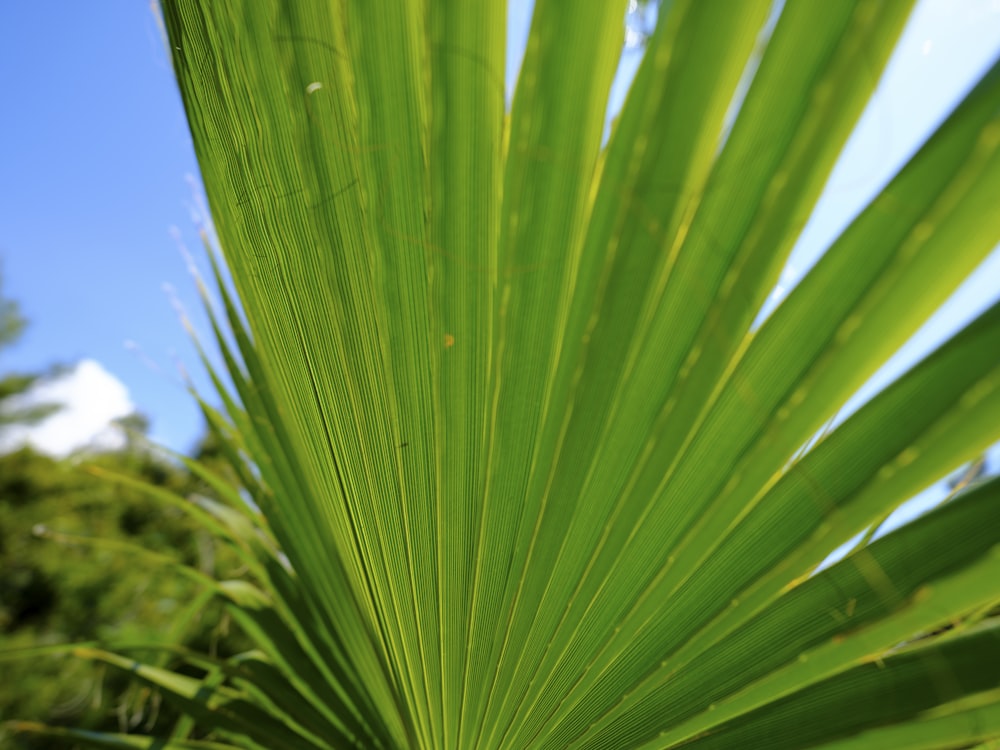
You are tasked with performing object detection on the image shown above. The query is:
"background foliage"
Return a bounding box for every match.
[0,280,248,748]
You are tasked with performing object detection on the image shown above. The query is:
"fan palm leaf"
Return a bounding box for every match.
[9,1,1000,748]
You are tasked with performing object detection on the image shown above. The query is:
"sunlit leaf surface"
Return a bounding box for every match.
[10,1,1000,748]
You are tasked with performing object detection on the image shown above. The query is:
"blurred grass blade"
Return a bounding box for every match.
[72,647,324,749]
[3,722,238,750]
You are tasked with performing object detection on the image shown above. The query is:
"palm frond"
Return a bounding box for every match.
[8,1,1000,748]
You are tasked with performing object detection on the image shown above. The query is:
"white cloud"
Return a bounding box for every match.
[0,359,136,457]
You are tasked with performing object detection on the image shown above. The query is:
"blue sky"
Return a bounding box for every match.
[0,0,998,462]
[0,2,207,452]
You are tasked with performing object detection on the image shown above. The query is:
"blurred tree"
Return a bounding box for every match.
[0,281,248,747]
[0,266,60,430]
[0,444,249,747]
[0,264,25,351]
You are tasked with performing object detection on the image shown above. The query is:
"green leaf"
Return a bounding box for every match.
[43,1,1000,748]
[805,693,1000,750]
[574,475,1000,748]
[657,624,1000,750]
